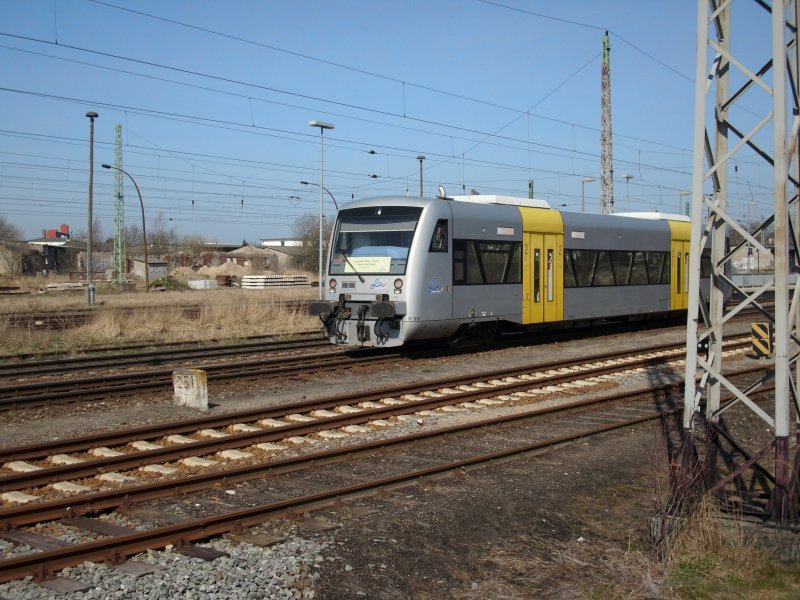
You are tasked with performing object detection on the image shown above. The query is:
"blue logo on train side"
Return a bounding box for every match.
[369,278,387,290]
[426,277,445,294]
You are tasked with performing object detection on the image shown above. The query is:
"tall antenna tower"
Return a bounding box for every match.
[600,31,614,214]
[112,124,126,284]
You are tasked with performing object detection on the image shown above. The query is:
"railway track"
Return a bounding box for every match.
[0,358,767,584]
[0,334,330,380]
[0,346,397,411]
[0,337,752,507]
[0,309,760,410]
[0,330,321,362]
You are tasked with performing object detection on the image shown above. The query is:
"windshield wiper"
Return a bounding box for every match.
[340,250,365,283]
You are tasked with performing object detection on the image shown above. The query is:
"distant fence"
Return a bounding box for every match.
[241,275,309,289]
[731,272,795,290]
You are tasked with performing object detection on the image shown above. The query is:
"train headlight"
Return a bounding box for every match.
[328,278,337,290]
[393,278,403,292]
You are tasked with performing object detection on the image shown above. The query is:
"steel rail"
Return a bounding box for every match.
[0,331,321,362]
[0,349,378,409]
[0,351,761,495]
[0,337,753,465]
[0,393,681,583]
[0,381,683,531]
[0,336,331,379]
[0,325,751,410]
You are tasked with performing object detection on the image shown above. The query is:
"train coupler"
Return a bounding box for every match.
[356,304,370,343]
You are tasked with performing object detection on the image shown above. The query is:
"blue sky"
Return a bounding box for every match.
[0,0,774,243]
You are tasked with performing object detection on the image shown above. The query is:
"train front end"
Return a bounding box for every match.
[308,197,435,347]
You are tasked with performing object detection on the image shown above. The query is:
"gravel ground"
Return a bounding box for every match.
[0,319,763,598]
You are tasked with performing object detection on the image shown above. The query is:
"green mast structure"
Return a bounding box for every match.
[113,124,127,284]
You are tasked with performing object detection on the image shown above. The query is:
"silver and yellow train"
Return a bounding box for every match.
[309,194,712,347]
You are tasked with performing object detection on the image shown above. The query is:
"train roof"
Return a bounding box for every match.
[449,194,551,209]
[615,211,691,222]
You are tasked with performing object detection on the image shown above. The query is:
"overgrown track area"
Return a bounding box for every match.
[0,333,329,379]
[0,301,310,332]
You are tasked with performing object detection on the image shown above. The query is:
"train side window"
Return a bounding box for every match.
[429,219,448,252]
[677,252,682,294]
[505,243,522,283]
[610,251,633,285]
[591,251,615,286]
[546,249,554,301]
[453,239,466,284]
[645,252,662,284]
[700,249,712,278]
[660,253,670,284]
[467,241,484,283]
[533,249,541,302]
[629,252,648,285]
[563,251,577,288]
[571,250,596,287]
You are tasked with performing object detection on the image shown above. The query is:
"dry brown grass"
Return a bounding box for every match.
[470,532,668,600]
[0,286,319,355]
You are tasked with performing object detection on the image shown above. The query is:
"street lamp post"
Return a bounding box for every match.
[309,120,335,299]
[581,177,596,212]
[300,180,339,210]
[86,111,98,305]
[417,155,425,196]
[102,164,148,293]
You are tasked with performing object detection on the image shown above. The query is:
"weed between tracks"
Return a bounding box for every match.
[0,287,318,354]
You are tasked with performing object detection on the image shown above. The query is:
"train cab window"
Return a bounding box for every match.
[329,206,422,276]
[429,219,448,252]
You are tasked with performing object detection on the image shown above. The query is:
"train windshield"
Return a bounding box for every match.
[330,206,422,275]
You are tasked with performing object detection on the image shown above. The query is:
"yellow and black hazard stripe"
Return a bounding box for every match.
[751,322,774,358]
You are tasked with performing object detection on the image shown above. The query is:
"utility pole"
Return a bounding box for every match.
[113,124,127,285]
[681,0,799,524]
[600,31,614,214]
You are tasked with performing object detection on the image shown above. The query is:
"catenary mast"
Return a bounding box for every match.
[113,124,126,285]
[600,31,614,215]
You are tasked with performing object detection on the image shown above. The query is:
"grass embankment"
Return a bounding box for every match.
[664,499,800,599]
[0,285,319,355]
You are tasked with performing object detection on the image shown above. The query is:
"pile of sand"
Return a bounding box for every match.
[197,262,248,277]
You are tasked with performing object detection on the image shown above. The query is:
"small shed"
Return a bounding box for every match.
[131,258,168,281]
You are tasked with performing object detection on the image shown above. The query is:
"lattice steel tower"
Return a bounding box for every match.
[681,0,800,523]
[113,124,126,284]
[600,31,614,215]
